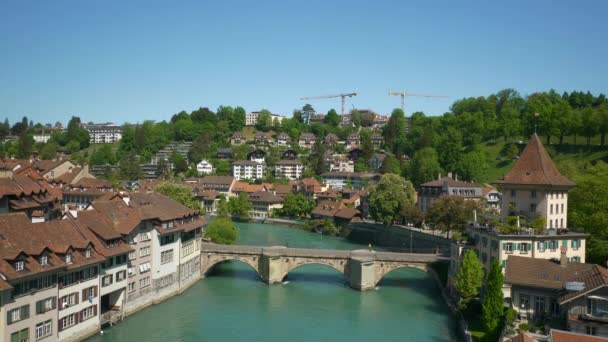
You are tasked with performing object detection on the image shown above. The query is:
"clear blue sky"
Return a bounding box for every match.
[1,0,607,125]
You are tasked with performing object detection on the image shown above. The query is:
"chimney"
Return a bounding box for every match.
[560,247,568,267]
[447,172,452,179]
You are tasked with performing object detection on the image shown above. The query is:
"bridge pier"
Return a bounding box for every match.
[348,251,377,290]
[259,247,288,285]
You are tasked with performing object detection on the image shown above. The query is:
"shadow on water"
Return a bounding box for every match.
[205,261,260,282]
[283,271,346,286]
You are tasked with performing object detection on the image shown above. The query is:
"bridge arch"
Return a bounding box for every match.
[200,254,261,279]
[280,259,346,282]
[374,263,428,287]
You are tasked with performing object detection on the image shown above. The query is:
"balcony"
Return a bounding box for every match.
[100,308,122,325]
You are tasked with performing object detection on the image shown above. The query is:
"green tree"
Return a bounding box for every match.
[217,194,230,218]
[309,137,327,175]
[383,108,407,155]
[325,109,340,127]
[456,150,488,182]
[410,147,442,186]
[499,143,519,159]
[228,192,252,221]
[16,134,34,158]
[351,109,362,128]
[301,104,315,125]
[119,152,142,180]
[368,174,416,226]
[39,141,58,160]
[256,109,273,132]
[454,249,484,309]
[171,151,188,174]
[580,107,599,146]
[155,183,200,210]
[482,259,505,334]
[205,218,238,245]
[277,193,313,218]
[427,196,478,237]
[66,140,81,154]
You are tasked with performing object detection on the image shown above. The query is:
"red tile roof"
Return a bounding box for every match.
[495,134,575,187]
[551,329,608,342]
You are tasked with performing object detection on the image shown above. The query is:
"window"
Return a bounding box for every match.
[15,261,24,271]
[159,275,174,288]
[39,255,48,266]
[530,203,536,212]
[115,270,126,282]
[550,204,553,214]
[35,320,52,339]
[519,294,530,310]
[531,191,536,198]
[586,326,597,336]
[10,328,29,342]
[8,305,30,324]
[36,297,56,314]
[520,243,530,253]
[561,203,564,214]
[139,246,151,257]
[81,306,96,321]
[82,286,97,302]
[510,190,516,197]
[535,296,546,315]
[116,254,127,265]
[549,219,553,228]
[570,256,581,263]
[560,219,563,228]
[102,275,113,287]
[85,247,91,258]
[139,276,150,289]
[537,241,545,252]
[503,242,513,253]
[128,282,136,293]
[160,234,175,246]
[161,250,174,264]
[139,232,151,242]
[572,240,581,250]
[129,251,136,260]
[139,263,151,273]
[65,253,72,264]
[60,293,78,310]
[60,314,76,330]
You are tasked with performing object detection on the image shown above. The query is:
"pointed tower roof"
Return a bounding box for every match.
[495,134,575,187]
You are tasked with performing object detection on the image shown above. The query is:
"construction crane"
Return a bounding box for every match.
[300,92,357,118]
[388,92,449,114]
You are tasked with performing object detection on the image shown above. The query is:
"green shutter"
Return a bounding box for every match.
[502,243,506,250]
[36,300,42,314]
[21,305,29,319]
[528,243,532,251]
[562,240,567,247]
[7,310,12,325]
[502,260,506,268]
[11,332,19,342]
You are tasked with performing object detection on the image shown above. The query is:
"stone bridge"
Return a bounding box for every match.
[199,243,449,290]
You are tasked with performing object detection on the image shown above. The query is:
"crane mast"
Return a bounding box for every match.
[388,92,448,114]
[300,92,357,123]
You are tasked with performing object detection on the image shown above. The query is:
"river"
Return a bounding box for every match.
[88,222,458,342]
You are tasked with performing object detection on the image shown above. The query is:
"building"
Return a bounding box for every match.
[321,172,380,190]
[346,134,360,149]
[483,186,501,213]
[230,132,246,145]
[551,329,608,341]
[505,255,608,337]
[299,133,316,149]
[196,160,213,175]
[248,191,283,219]
[329,158,354,173]
[368,153,387,170]
[275,160,304,180]
[254,133,271,145]
[245,112,286,126]
[247,150,266,164]
[231,161,265,181]
[32,134,51,144]
[62,178,115,212]
[276,133,291,147]
[201,176,235,195]
[282,150,298,160]
[370,133,384,148]
[324,133,339,145]
[32,159,77,181]
[0,213,107,342]
[494,134,576,229]
[417,174,483,213]
[150,142,192,165]
[216,148,233,160]
[347,147,363,161]
[0,169,62,222]
[81,123,122,144]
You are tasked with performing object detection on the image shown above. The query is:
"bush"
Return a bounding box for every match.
[518,322,530,332]
[205,218,238,245]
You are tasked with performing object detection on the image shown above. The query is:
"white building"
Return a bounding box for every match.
[81,123,122,144]
[33,134,51,143]
[245,111,286,126]
[232,160,265,181]
[275,160,304,180]
[196,160,213,174]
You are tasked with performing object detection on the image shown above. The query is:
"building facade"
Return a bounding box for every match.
[231,161,265,181]
[274,160,304,180]
[81,123,122,144]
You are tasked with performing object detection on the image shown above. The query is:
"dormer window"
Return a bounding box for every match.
[85,247,91,258]
[15,260,24,271]
[65,252,72,264]
[40,255,48,266]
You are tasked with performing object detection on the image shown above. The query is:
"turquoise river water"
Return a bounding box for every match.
[88,222,458,342]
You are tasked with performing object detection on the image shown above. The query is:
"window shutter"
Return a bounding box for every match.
[7,311,12,325]
[562,240,567,247]
[52,297,57,309]
[94,305,97,316]
[21,305,29,319]
[58,319,63,333]
[515,243,520,251]
[528,243,532,251]
[74,272,80,281]
[94,286,98,297]
[36,301,42,314]
[571,240,575,248]
[82,289,86,302]
[502,243,506,250]
[75,293,79,305]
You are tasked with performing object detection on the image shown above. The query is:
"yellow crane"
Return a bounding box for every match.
[388,92,449,115]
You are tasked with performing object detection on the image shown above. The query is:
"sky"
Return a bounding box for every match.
[1,0,607,125]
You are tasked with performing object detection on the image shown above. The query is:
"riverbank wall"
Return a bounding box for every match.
[347,222,451,253]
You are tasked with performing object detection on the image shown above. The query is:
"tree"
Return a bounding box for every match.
[454,249,484,309]
[482,259,504,334]
[456,150,488,182]
[66,140,81,154]
[309,137,327,175]
[217,194,230,218]
[383,108,407,154]
[499,143,519,159]
[171,151,188,174]
[39,142,58,160]
[228,192,252,221]
[155,183,200,210]
[276,193,313,218]
[16,134,34,158]
[427,196,478,237]
[301,104,315,124]
[325,109,340,127]
[580,107,599,146]
[410,147,442,186]
[256,109,273,132]
[368,174,416,226]
[205,218,238,245]
[351,109,362,128]
[119,152,142,180]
